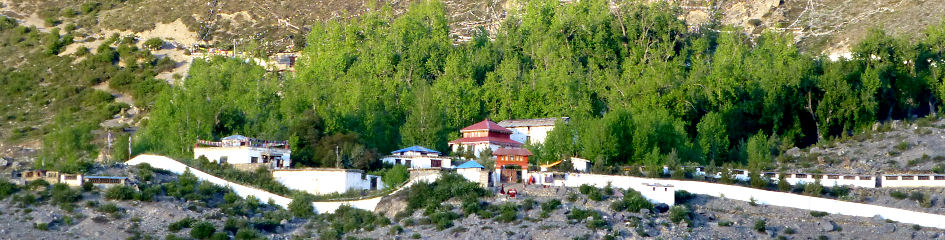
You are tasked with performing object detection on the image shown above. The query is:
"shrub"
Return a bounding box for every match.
[909,192,924,202]
[34,222,49,230]
[143,38,164,50]
[169,217,195,232]
[578,184,594,195]
[540,199,561,212]
[389,225,404,235]
[810,211,828,217]
[784,227,796,234]
[610,191,653,213]
[0,179,19,199]
[674,190,694,204]
[895,141,910,151]
[105,185,136,200]
[753,219,766,232]
[403,173,489,213]
[804,180,823,197]
[890,191,908,200]
[566,193,578,202]
[520,198,537,211]
[210,233,228,240]
[411,233,421,239]
[718,220,733,227]
[50,183,80,209]
[588,190,604,201]
[289,192,316,218]
[668,205,691,224]
[382,164,409,187]
[189,221,216,239]
[235,227,260,239]
[320,205,388,235]
[495,203,519,223]
[28,179,50,190]
[81,181,94,192]
[567,208,600,221]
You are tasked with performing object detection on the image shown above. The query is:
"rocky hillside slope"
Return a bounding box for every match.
[3,0,942,55]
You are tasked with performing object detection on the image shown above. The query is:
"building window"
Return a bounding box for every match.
[395,159,401,165]
[251,157,258,163]
[431,160,442,168]
[219,156,228,164]
[405,160,412,168]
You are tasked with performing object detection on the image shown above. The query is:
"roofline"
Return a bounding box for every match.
[272,168,365,173]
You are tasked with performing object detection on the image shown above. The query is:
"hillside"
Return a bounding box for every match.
[3,0,943,54]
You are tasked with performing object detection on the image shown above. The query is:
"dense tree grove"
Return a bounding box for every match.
[137,0,945,171]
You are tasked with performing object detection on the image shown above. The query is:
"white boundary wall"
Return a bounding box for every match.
[527,172,945,229]
[129,155,945,229]
[126,155,439,214]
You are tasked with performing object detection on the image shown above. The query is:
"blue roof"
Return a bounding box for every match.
[392,145,441,155]
[85,176,128,180]
[455,161,485,169]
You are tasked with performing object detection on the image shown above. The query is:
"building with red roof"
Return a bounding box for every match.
[448,119,523,158]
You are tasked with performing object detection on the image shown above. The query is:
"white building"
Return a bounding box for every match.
[193,135,291,169]
[497,117,569,144]
[642,183,676,206]
[570,157,591,172]
[381,146,452,169]
[454,161,487,185]
[272,168,385,195]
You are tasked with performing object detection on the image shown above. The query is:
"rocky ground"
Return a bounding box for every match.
[782,118,945,175]
[354,183,945,239]
[2,170,944,239]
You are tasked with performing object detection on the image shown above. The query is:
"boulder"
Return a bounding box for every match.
[817,220,836,232]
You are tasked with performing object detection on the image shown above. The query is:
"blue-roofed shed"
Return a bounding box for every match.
[391,145,441,155]
[455,161,485,169]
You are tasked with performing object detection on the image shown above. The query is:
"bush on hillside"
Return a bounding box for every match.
[189,221,216,239]
[289,192,315,218]
[105,185,136,200]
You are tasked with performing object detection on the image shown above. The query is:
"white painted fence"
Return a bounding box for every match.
[527,172,945,229]
[126,155,439,214]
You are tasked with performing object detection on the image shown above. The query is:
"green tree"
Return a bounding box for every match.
[289,192,315,218]
[697,112,729,164]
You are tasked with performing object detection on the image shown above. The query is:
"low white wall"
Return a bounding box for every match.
[129,155,945,229]
[531,173,945,229]
[128,154,436,214]
[273,170,382,195]
[882,175,945,187]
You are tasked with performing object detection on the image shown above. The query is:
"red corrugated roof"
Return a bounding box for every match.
[493,148,533,156]
[448,137,523,146]
[460,119,512,133]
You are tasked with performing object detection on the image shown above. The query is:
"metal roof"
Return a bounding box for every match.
[498,117,569,128]
[392,145,441,155]
[85,176,128,180]
[460,119,512,133]
[455,161,486,169]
